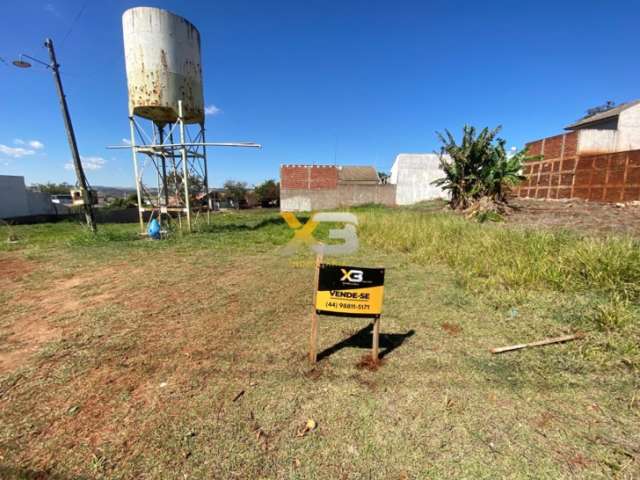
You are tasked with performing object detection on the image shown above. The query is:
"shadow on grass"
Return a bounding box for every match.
[317,323,415,361]
[196,215,303,234]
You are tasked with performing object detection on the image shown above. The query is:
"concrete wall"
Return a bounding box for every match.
[0,176,30,219]
[390,153,448,205]
[26,191,57,216]
[615,105,640,152]
[281,184,396,211]
[577,129,618,155]
[281,192,314,211]
[574,104,640,155]
[0,175,60,220]
[280,164,396,211]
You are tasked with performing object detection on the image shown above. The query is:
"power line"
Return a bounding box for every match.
[61,0,90,48]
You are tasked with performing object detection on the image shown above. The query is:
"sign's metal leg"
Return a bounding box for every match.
[309,253,323,363]
[372,317,380,362]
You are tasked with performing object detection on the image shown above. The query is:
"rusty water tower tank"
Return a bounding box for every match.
[122,7,204,124]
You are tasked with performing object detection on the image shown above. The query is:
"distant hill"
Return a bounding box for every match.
[92,186,139,197]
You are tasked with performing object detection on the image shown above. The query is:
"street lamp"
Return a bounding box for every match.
[14,38,97,233]
[12,59,33,68]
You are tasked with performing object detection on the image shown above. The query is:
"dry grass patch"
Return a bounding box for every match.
[0,212,638,479]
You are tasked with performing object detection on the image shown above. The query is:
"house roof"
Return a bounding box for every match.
[565,100,640,130]
[338,166,379,183]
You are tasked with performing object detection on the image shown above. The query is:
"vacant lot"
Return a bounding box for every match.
[506,198,640,237]
[1,205,639,479]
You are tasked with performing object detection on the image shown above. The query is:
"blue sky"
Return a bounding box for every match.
[1,0,639,188]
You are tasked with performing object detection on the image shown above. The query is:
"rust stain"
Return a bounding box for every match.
[160,49,168,70]
[123,8,205,124]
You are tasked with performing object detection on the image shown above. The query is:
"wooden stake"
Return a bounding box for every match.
[490,333,583,354]
[372,317,380,362]
[309,253,323,363]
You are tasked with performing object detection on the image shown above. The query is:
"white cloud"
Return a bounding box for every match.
[205,104,222,116]
[12,138,44,150]
[44,3,63,18]
[65,156,107,171]
[121,138,131,145]
[0,144,36,158]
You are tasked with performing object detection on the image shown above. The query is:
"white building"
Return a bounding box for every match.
[566,99,640,154]
[389,153,448,205]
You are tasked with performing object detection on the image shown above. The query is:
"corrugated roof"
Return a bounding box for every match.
[565,100,640,130]
[338,166,379,183]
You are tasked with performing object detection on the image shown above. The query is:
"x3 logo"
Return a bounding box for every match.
[281,212,358,256]
[340,268,363,282]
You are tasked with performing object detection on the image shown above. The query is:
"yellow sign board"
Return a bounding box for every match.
[315,265,385,318]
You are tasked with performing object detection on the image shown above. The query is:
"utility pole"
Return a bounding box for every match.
[44,38,97,233]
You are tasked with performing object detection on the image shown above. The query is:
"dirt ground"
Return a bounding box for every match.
[0,209,638,479]
[506,198,640,236]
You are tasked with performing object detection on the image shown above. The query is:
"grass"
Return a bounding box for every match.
[361,208,640,298]
[0,206,638,479]
[361,208,640,370]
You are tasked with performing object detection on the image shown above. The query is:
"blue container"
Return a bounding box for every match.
[147,218,161,239]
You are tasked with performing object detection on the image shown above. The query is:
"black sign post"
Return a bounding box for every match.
[309,257,386,363]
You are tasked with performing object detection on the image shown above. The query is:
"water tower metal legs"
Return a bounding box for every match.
[201,123,211,224]
[155,123,171,229]
[125,105,219,236]
[178,100,192,232]
[128,116,145,234]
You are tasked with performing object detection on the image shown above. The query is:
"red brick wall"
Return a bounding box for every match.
[516,132,640,202]
[280,165,339,190]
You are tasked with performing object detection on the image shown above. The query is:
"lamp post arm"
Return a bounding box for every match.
[21,54,51,68]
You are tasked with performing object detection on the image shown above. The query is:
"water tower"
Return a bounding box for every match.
[114,7,260,233]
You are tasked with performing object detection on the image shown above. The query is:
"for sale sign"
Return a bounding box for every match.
[315,264,385,318]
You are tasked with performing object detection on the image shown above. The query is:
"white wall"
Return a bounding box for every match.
[577,129,617,154]
[280,194,312,212]
[616,104,640,151]
[0,176,30,219]
[26,191,57,216]
[0,175,57,219]
[389,154,448,205]
[577,103,640,154]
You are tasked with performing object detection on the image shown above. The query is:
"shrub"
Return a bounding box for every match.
[433,125,535,209]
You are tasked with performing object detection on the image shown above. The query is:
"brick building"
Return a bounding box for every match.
[280,165,396,211]
[516,100,640,202]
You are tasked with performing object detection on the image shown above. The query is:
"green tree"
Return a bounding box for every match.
[433,125,532,210]
[106,193,138,209]
[31,182,73,194]
[254,179,279,207]
[223,180,248,208]
[166,172,205,200]
[586,100,615,118]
